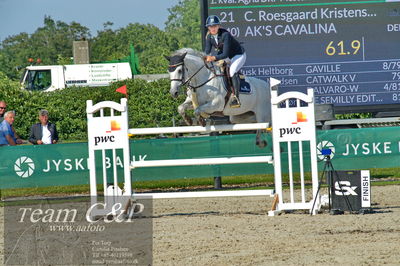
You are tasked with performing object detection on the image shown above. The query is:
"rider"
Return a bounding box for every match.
[204,15,246,108]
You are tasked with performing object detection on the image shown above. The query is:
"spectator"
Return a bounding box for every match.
[29,109,59,145]
[0,101,6,122]
[0,101,23,140]
[0,110,23,146]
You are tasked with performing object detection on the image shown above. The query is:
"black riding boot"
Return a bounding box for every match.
[230,73,241,108]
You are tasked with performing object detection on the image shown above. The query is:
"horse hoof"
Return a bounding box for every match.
[256,140,267,148]
[198,117,206,127]
[184,116,193,126]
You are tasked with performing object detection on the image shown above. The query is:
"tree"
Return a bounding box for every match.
[0,1,202,79]
[0,32,32,79]
[91,23,179,74]
[0,16,90,79]
[165,0,202,51]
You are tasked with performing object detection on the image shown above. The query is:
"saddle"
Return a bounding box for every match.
[217,60,250,106]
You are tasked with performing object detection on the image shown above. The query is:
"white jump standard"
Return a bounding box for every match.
[269,87,320,215]
[87,99,132,218]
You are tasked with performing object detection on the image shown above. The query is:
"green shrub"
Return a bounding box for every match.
[0,75,185,141]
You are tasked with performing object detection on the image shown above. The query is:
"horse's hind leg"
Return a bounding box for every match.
[255,129,267,148]
[254,108,270,148]
[229,112,256,124]
[229,113,267,148]
[253,101,272,148]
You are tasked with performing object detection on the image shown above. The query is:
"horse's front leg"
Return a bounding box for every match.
[194,97,224,117]
[194,97,223,126]
[178,96,194,125]
[193,108,209,126]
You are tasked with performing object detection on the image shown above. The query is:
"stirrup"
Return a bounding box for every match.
[230,95,241,108]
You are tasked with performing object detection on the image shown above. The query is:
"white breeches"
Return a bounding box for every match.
[229,52,246,77]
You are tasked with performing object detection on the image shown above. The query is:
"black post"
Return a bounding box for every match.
[200,0,208,51]
[214,176,222,189]
[327,156,333,212]
[210,131,222,189]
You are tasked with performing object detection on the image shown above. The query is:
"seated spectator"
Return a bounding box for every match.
[29,109,59,145]
[0,110,23,146]
[0,101,6,122]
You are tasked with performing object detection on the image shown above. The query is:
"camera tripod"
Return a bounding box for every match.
[311,154,354,215]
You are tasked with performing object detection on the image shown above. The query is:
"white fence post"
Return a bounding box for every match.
[86,98,131,218]
[269,87,320,215]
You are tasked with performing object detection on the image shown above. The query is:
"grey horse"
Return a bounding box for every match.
[165,48,272,146]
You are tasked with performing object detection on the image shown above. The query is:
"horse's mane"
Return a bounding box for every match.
[173,48,205,58]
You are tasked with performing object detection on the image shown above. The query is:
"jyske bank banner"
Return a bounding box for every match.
[1,127,399,189]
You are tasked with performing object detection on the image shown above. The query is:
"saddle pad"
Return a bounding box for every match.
[222,76,252,95]
[239,78,252,94]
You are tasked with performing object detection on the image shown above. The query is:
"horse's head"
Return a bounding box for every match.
[165,52,187,98]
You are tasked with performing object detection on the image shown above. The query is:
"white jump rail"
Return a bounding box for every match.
[131,156,272,168]
[128,123,269,135]
[134,189,274,199]
[128,124,274,200]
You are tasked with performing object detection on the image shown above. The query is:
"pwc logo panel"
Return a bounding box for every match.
[275,109,314,141]
[89,117,127,150]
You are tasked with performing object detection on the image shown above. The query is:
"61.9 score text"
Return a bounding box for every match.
[325,40,362,56]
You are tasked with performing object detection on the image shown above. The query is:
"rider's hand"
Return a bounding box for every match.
[206,56,216,62]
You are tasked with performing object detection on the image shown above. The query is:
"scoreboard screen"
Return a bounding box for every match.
[203,0,400,113]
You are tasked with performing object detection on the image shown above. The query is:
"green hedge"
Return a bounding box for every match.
[0,72,185,141]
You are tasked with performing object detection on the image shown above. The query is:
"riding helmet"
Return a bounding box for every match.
[205,15,221,27]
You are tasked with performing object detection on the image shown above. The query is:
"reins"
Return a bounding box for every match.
[169,57,224,91]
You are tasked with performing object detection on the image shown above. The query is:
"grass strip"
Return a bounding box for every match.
[1,168,399,200]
